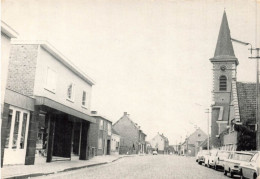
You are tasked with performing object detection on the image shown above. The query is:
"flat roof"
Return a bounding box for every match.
[11,40,95,86]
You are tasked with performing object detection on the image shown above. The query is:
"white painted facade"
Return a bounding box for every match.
[111,133,120,155]
[150,134,165,151]
[12,40,95,115]
[1,21,18,108]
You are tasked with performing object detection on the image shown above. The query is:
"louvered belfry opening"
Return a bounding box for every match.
[219,76,227,91]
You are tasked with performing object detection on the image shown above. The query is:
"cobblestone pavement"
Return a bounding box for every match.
[34,155,239,179]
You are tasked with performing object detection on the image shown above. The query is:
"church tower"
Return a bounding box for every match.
[210,11,239,148]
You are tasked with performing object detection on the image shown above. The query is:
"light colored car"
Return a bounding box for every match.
[197,150,210,165]
[223,151,255,178]
[205,149,218,168]
[152,151,158,155]
[213,150,231,170]
[196,151,202,162]
[240,151,260,179]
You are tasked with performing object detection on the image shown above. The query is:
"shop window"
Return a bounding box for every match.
[20,113,28,149]
[5,109,13,148]
[12,111,21,149]
[36,114,48,156]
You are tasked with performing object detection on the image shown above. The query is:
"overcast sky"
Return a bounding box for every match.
[2,0,259,144]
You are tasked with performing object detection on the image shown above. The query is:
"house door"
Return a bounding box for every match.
[106,140,110,155]
[3,106,30,165]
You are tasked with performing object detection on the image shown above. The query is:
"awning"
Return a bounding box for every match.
[35,96,96,123]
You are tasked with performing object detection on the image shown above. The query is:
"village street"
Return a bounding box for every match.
[34,155,236,179]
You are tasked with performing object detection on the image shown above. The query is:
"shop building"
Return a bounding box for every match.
[1,40,96,166]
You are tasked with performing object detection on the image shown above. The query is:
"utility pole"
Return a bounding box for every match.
[249,48,260,150]
[205,108,210,152]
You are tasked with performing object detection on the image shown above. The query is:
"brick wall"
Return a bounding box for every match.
[7,45,38,96]
[113,115,139,154]
[88,121,98,155]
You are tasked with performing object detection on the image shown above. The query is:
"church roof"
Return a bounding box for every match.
[210,11,238,65]
[237,82,258,124]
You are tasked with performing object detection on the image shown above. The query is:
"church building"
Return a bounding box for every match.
[210,11,257,151]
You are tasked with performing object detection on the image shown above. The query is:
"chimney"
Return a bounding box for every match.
[91,111,97,114]
[124,112,127,116]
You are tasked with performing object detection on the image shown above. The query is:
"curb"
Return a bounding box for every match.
[3,156,129,179]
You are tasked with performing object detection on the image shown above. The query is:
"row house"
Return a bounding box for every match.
[113,112,146,154]
[180,128,207,156]
[111,128,120,155]
[139,130,146,154]
[1,21,18,166]
[150,133,169,154]
[1,40,96,166]
[89,111,112,157]
[210,11,258,151]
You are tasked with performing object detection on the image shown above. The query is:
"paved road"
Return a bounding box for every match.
[35,155,238,179]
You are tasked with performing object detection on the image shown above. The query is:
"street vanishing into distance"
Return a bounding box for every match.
[34,155,236,179]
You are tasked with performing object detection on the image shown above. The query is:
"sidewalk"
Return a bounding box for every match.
[1,155,131,179]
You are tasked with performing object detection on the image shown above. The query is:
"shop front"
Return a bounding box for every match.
[1,89,35,166]
[34,97,96,163]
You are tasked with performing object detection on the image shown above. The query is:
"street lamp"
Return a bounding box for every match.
[231,38,260,150]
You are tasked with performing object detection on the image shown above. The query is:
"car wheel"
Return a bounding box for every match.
[230,171,233,178]
[253,173,257,179]
[240,170,245,179]
[224,169,227,176]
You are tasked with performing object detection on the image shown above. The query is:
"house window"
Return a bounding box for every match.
[219,76,227,91]
[98,137,102,149]
[108,123,111,136]
[67,83,75,101]
[99,120,103,130]
[198,134,201,137]
[82,91,87,107]
[45,67,57,93]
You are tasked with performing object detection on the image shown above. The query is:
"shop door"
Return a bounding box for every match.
[3,106,30,165]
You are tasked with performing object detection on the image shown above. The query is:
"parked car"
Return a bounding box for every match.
[223,151,255,178]
[213,150,231,170]
[196,151,202,162]
[205,149,218,168]
[240,151,260,179]
[197,150,210,165]
[153,151,158,155]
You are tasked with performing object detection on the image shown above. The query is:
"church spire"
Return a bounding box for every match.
[214,11,235,58]
[210,11,238,65]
